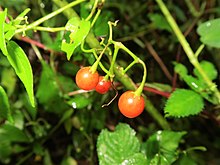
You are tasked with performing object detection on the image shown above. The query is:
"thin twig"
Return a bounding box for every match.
[68,89,91,96]
[17,36,49,51]
[144,39,173,82]
[102,82,118,107]
[143,86,170,98]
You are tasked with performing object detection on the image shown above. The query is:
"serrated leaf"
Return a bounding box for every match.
[146,130,186,164]
[97,123,147,165]
[193,60,218,81]
[121,153,147,165]
[197,18,220,48]
[0,86,13,123]
[165,89,204,117]
[182,75,207,93]
[6,41,35,107]
[62,19,90,60]
[0,9,8,55]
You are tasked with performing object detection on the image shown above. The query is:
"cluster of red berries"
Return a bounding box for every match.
[75,66,145,118]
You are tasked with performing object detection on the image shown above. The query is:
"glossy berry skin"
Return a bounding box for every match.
[95,76,111,94]
[118,91,145,118]
[75,67,99,90]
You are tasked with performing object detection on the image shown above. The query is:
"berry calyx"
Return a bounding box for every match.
[95,76,111,94]
[118,91,145,118]
[75,66,99,90]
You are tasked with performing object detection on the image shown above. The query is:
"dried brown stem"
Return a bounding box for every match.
[144,40,173,82]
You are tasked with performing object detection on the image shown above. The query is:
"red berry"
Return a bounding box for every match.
[95,76,111,94]
[75,66,99,90]
[118,91,145,118]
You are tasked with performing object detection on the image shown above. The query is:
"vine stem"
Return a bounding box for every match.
[80,40,109,74]
[135,60,147,96]
[108,43,119,80]
[54,0,171,130]
[85,0,99,21]
[15,0,85,34]
[156,0,220,104]
[110,41,147,96]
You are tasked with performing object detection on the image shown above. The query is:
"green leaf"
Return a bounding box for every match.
[197,18,220,48]
[59,109,74,124]
[93,12,111,36]
[4,23,16,41]
[36,61,69,113]
[165,89,204,117]
[43,150,53,165]
[193,60,218,81]
[150,154,170,165]
[6,41,35,107]
[97,123,147,165]
[1,67,17,97]
[61,19,91,60]
[0,86,13,123]
[148,13,172,32]
[0,140,11,163]
[146,130,186,164]
[67,95,92,109]
[122,153,148,165]
[19,93,37,120]
[0,124,30,143]
[36,61,60,104]
[174,62,188,77]
[61,156,77,165]
[0,9,8,55]
[182,75,207,93]
[173,154,197,165]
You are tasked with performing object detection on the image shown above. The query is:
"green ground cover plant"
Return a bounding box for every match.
[0,0,220,164]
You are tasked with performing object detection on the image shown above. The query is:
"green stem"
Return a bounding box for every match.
[156,0,220,104]
[53,0,81,20]
[135,60,147,96]
[31,44,43,61]
[31,26,66,32]
[113,41,147,96]
[16,151,34,165]
[80,40,109,74]
[195,44,204,58]
[109,44,120,80]
[91,7,101,27]
[117,42,139,60]
[15,0,85,34]
[85,0,99,21]
[184,0,202,17]
[54,0,170,129]
[114,64,170,129]
[123,60,138,74]
[108,21,118,42]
